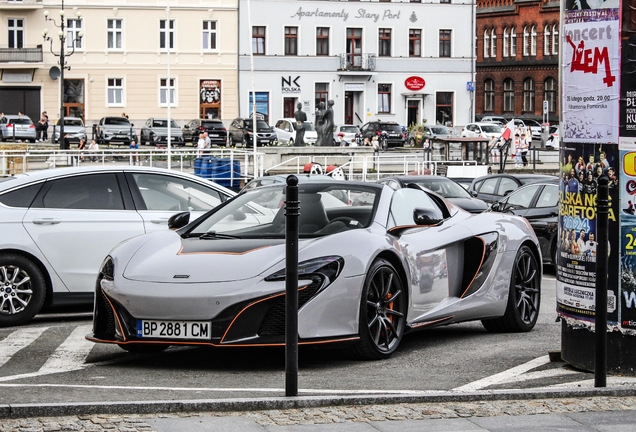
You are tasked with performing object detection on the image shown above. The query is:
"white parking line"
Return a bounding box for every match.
[452,355,551,392]
[0,327,48,368]
[38,325,94,374]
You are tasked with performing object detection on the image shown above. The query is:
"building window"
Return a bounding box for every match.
[484,79,495,112]
[552,24,558,55]
[503,28,509,57]
[160,19,175,51]
[107,19,122,50]
[379,28,391,57]
[503,78,514,112]
[160,78,176,106]
[440,0,451,3]
[544,24,551,56]
[315,83,329,110]
[523,78,535,112]
[440,29,451,58]
[285,26,298,56]
[409,29,422,57]
[510,28,516,57]
[436,92,453,126]
[378,84,391,113]
[483,29,490,58]
[203,21,217,50]
[8,18,24,49]
[490,29,496,58]
[531,25,537,56]
[316,27,329,56]
[544,77,557,113]
[66,19,82,50]
[107,78,123,106]
[523,26,529,56]
[252,26,266,55]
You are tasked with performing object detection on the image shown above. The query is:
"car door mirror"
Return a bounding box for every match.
[168,211,190,230]
[490,202,501,212]
[413,208,443,226]
[469,190,478,197]
[503,189,514,196]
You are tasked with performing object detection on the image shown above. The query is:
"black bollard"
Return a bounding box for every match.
[285,175,299,397]
[595,175,609,387]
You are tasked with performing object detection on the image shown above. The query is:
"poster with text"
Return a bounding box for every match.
[556,143,619,324]
[562,9,620,144]
[619,149,636,330]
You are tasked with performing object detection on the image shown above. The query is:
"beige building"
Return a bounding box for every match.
[0,0,238,130]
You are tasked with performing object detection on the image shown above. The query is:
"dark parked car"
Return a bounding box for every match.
[469,174,558,204]
[378,175,489,213]
[227,117,276,147]
[139,118,185,146]
[96,116,136,145]
[359,121,406,148]
[489,181,559,264]
[182,119,227,146]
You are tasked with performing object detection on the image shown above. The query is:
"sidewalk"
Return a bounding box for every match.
[2,394,635,431]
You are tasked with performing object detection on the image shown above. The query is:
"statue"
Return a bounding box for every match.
[293,102,307,147]
[315,100,335,147]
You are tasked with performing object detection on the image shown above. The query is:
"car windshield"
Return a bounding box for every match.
[430,126,450,134]
[10,118,32,125]
[244,120,271,130]
[411,179,471,199]
[300,122,315,131]
[340,126,358,133]
[64,119,83,126]
[152,120,179,128]
[202,121,223,129]
[186,183,379,239]
[480,125,502,133]
[380,124,402,133]
[104,118,130,126]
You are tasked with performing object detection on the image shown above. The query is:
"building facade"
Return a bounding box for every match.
[475,0,560,123]
[0,0,239,128]
[237,0,475,129]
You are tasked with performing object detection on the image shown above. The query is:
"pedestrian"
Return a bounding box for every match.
[203,131,211,149]
[197,133,206,157]
[129,139,139,164]
[512,133,523,167]
[37,111,49,142]
[78,138,86,161]
[88,139,99,162]
[121,112,129,119]
[489,136,500,165]
[519,133,529,167]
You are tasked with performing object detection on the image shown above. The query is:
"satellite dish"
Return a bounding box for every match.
[49,66,60,80]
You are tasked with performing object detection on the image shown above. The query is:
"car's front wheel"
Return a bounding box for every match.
[482,245,540,333]
[0,254,46,327]
[348,258,406,360]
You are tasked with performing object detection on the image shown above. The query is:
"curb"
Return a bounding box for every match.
[2,387,636,419]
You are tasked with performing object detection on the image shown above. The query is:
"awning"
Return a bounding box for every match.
[401,91,431,98]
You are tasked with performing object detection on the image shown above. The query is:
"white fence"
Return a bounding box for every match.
[0,148,265,187]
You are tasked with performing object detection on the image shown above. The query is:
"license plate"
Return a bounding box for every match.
[137,319,210,340]
[210,134,219,137]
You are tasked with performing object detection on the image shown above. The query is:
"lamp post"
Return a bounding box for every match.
[42,2,83,150]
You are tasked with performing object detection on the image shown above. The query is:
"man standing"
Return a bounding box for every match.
[294,102,307,147]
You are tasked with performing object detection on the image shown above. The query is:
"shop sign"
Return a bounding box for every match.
[282,76,301,93]
[344,83,364,91]
[405,76,425,91]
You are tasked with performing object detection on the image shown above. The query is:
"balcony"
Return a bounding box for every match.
[0,0,43,10]
[0,46,43,63]
[338,53,376,72]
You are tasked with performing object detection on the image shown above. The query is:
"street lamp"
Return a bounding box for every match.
[42,2,83,150]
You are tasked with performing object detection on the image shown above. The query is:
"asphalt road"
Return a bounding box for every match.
[0,266,619,407]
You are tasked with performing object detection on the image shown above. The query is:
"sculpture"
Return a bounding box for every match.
[315,99,335,147]
[293,102,307,147]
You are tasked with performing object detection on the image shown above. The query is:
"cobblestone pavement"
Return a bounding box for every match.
[2,396,636,431]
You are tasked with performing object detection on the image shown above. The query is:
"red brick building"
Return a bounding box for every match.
[476,0,560,124]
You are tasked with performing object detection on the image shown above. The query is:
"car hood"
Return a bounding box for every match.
[447,197,489,213]
[122,231,291,283]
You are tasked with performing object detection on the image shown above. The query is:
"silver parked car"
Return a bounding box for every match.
[273,118,318,145]
[332,124,360,145]
[52,117,87,144]
[140,118,185,147]
[96,116,136,145]
[0,115,37,142]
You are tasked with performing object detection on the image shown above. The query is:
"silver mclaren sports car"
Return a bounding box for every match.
[88,179,542,360]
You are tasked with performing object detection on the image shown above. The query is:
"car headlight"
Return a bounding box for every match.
[99,255,114,281]
[265,256,344,293]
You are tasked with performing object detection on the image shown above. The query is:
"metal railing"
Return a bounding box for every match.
[338,53,376,71]
[0,46,43,62]
[0,148,265,187]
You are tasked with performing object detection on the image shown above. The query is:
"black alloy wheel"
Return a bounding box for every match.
[348,258,406,360]
[482,245,541,332]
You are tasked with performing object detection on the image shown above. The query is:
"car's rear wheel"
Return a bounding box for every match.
[0,254,46,327]
[348,258,406,360]
[289,138,294,146]
[482,245,540,333]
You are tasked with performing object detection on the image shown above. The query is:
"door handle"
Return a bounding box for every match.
[32,218,61,225]
[150,219,169,224]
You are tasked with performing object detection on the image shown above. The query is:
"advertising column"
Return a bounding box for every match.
[558,4,622,371]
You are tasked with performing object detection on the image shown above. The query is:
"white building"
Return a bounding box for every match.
[238,0,476,129]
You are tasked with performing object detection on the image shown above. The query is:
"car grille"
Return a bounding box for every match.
[258,283,322,336]
[94,289,116,338]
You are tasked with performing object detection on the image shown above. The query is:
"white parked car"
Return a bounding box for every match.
[0,166,236,327]
[274,118,317,145]
[461,122,502,139]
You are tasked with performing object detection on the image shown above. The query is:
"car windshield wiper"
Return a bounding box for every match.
[198,231,241,239]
